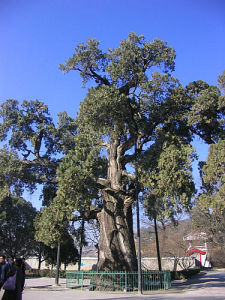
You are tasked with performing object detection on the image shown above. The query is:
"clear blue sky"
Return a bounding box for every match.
[0,0,224,207]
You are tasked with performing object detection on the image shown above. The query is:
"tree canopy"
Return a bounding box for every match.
[139,135,196,224]
[41,234,79,269]
[0,33,224,271]
[0,195,37,257]
[198,140,225,214]
[56,33,224,270]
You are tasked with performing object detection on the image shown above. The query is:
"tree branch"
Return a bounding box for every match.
[97,178,110,189]
[118,135,136,156]
[99,140,110,149]
[71,206,102,222]
[122,170,135,180]
[31,174,58,184]
[89,66,110,86]
[34,129,44,159]
[21,158,58,171]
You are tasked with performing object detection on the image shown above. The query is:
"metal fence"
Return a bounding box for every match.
[66,270,171,292]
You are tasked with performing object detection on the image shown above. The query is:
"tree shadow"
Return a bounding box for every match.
[172,270,225,290]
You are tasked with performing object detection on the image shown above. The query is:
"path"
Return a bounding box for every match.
[21,269,225,300]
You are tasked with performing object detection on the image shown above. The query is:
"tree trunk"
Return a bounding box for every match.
[55,242,60,285]
[38,244,42,270]
[97,195,137,270]
[97,141,137,271]
[78,218,85,271]
[154,217,162,271]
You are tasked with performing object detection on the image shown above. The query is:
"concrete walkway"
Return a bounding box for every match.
[21,269,225,300]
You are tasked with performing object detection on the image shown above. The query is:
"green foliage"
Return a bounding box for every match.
[38,269,66,278]
[0,99,78,188]
[186,82,225,143]
[0,148,35,198]
[57,35,182,242]
[57,36,224,267]
[0,98,79,211]
[140,135,196,222]
[59,33,176,87]
[171,268,200,280]
[192,206,225,247]
[58,33,224,198]
[59,38,108,87]
[57,34,180,197]
[0,99,55,155]
[42,235,79,267]
[55,111,77,154]
[56,147,104,215]
[218,70,225,94]
[106,34,176,82]
[78,86,132,137]
[192,138,225,256]
[0,195,37,257]
[1,34,225,270]
[0,99,85,260]
[34,205,69,248]
[198,140,225,214]
[60,236,79,267]
[0,146,38,257]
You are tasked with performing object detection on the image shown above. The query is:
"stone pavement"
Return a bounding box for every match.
[20,269,225,300]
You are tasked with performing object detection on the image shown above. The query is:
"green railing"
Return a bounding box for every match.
[66,270,171,291]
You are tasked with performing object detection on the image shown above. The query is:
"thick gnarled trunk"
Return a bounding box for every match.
[97,193,137,271]
[97,141,137,271]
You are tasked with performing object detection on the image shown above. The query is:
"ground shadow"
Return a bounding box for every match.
[172,270,225,290]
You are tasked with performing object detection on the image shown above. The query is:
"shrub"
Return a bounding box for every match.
[26,269,66,278]
[171,268,200,280]
[210,249,225,268]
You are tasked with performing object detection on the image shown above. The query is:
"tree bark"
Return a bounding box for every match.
[97,194,137,271]
[38,245,42,271]
[78,218,85,271]
[55,242,60,285]
[96,141,137,271]
[154,217,162,271]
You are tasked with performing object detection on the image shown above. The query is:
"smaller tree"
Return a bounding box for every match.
[42,235,79,270]
[34,203,79,280]
[192,134,225,267]
[0,148,36,201]
[140,135,196,223]
[0,148,38,258]
[218,70,225,94]
[70,218,88,271]
[0,195,37,258]
[60,236,79,270]
[139,135,195,270]
[197,140,225,214]
[34,205,68,248]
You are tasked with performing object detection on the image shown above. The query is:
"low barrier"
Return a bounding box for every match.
[66,270,171,292]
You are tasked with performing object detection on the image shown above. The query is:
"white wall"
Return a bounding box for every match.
[26,256,196,271]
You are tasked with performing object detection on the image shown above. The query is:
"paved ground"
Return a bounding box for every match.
[19,269,225,299]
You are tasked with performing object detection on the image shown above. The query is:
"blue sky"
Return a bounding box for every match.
[0,0,225,208]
